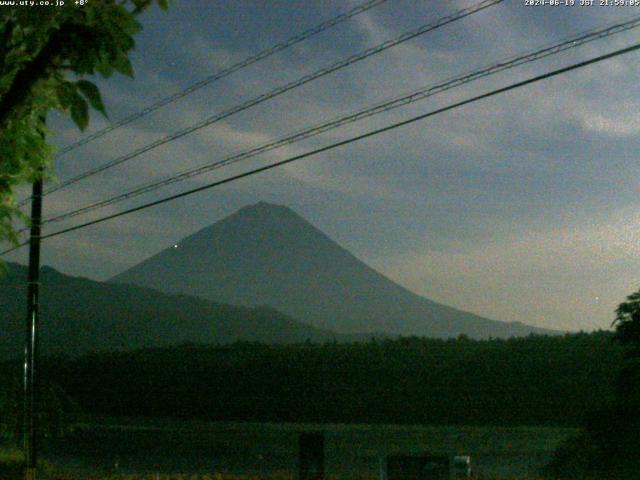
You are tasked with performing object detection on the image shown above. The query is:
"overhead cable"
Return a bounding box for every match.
[53,0,391,158]
[3,40,639,255]
[30,0,502,202]
[39,14,640,226]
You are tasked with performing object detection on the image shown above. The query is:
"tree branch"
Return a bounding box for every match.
[0,21,79,131]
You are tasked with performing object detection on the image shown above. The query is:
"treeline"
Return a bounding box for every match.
[1,332,623,426]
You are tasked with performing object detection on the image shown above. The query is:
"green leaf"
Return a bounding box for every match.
[70,45,100,75]
[157,0,170,11]
[112,6,141,36]
[112,52,133,77]
[55,82,76,110]
[84,5,97,24]
[95,63,114,78]
[76,80,107,117]
[132,0,150,11]
[113,33,135,53]
[55,81,93,129]
[96,44,118,77]
[70,96,89,131]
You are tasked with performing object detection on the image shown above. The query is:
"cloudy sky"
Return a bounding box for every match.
[5,0,640,332]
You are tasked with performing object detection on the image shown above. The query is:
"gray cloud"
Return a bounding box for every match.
[5,0,640,331]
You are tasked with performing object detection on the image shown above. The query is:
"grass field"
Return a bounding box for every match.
[24,418,577,479]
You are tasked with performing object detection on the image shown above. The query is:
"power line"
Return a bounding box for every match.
[53,0,390,158]
[28,0,502,203]
[3,40,639,256]
[38,14,640,227]
[16,0,389,208]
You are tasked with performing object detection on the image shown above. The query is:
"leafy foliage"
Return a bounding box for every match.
[0,0,169,248]
[613,290,640,353]
[544,288,640,479]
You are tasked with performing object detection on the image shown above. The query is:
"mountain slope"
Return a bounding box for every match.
[0,262,343,360]
[111,202,556,338]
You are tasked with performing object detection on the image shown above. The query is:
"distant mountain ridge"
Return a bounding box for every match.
[112,202,557,338]
[0,262,350,360]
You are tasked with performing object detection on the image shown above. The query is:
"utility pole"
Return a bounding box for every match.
[24,177,43,480]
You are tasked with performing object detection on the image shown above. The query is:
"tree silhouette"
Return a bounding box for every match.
[612,290,640,416]
[613,289,640,353]
[545,289,640,479]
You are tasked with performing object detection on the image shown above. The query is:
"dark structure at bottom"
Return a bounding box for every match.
[299,432,324,480]
[386,455,450,480]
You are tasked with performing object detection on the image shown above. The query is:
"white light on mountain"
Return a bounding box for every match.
[174,244,178,248]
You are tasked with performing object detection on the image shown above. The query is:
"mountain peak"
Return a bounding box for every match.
[187,201,329,250]
[233,201,303,220]
[111,203,558,339]
[248,200,282,209]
